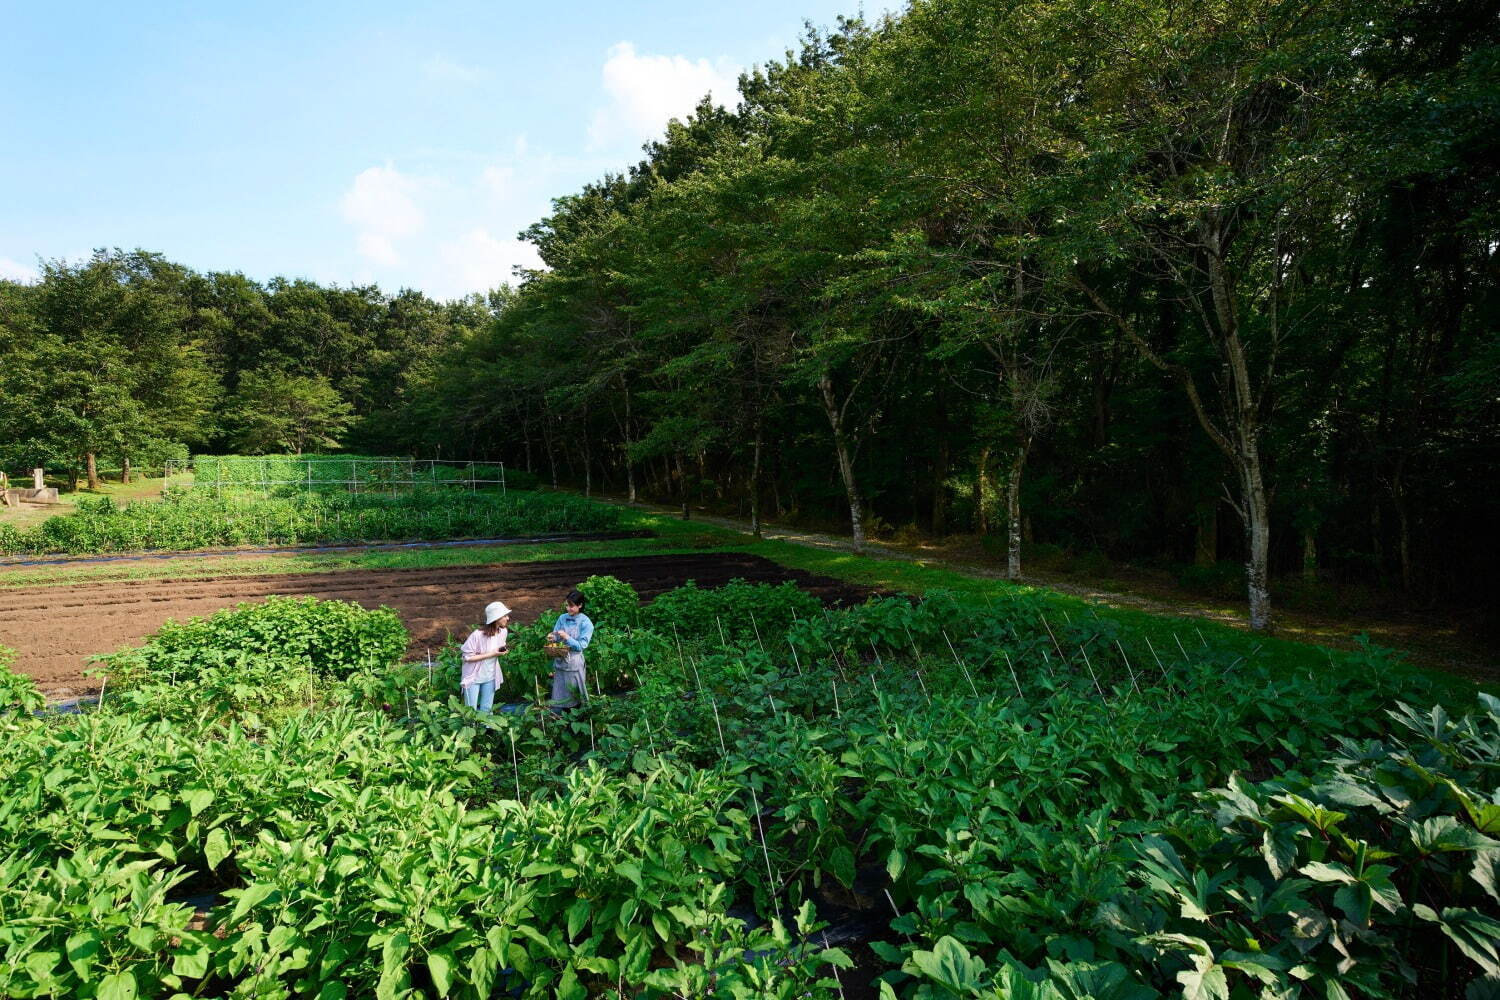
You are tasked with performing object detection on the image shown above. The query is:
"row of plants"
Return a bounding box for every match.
[190,454,520,492]
[0,485,624,556]
[0,579,1493,998]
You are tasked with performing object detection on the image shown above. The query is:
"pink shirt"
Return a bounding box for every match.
[460,628,507,686]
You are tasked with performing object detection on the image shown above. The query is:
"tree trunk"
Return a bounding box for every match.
[1005,439,1032,580]
[750,419,763,539]
[1392,468,1413,593]
[932,435,950,535]
[121,455,132,485]
[86,452,99,491]
[542,410,558,488]
[1301,523,1318,583]
[817,373,865,548]
[976,446,992,536]
[69,463,79,493]
[1194,501,1218,567]
[623,382,636,503]
[676,454,690,520]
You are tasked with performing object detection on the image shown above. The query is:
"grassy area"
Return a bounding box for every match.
[0,473,193,530]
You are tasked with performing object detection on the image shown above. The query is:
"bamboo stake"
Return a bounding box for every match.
[709,695,727,754]
[830,677,841,718]
[508,727,522,800]
[748,784,778,895]
[1002,650,1024,698]
[1114,640,1141,694]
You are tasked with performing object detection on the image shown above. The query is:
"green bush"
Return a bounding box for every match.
[578,574,640,627]
[98,595,408,687]
[1108,696,1500,998]
[0,646,43,715]
[642,578,823,646]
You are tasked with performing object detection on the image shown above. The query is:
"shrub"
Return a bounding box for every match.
[578,574,640,627]
[0,645,43,715]
[642,579,823,646]
[1108,696,1500,999]
[98,595,408,687]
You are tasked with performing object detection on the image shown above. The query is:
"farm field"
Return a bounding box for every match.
[0,553,873,699]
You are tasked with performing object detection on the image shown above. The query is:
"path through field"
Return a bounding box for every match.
[1,553,876,698]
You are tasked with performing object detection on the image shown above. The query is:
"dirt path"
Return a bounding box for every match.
[0,553,875,698]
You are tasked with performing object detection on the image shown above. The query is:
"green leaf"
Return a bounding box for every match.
[427,947,454,995]
[204,828,230,871]
[182,787,214,816]
[1177,963,1229,1000]
[556,964,586,1000]
[909,936,984,991]
[172,944,211,980]
[66,929,101,979]
[567,897,591,941]
[98,970,139,1000]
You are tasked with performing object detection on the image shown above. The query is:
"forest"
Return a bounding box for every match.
[2,0,1496,630]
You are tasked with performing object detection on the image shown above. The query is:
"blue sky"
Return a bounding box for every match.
[0,0,884,299]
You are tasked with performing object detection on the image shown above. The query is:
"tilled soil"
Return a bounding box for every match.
[0,553,876,698]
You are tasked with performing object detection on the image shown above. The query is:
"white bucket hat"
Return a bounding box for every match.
[484,601,512,624]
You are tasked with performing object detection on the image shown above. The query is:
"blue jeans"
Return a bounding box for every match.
[462,680,495,713]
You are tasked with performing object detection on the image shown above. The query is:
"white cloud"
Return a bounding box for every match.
[340,165,427,266]
[422,55,488,85]
[589,42,740,151]
[0,257,39,283]
[437,228,542,295]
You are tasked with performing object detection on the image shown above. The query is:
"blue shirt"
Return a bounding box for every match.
[552,612,594,652]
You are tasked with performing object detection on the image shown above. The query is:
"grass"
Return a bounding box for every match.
[0,473,193,530]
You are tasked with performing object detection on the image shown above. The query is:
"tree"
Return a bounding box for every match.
[225,369,353,455]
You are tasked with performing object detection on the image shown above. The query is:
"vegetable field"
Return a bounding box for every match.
[1,578,1493,998]
[0,486,620,557]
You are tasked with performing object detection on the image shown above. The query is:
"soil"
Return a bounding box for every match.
[0,553,877,699]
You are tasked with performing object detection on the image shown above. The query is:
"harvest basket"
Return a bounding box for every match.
[542,642,571,659]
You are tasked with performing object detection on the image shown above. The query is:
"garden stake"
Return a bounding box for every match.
[1143,634,1169,677]
[1038,614,1067,660]
[933,628,980,698]
[1196,626,1209,648]
[830,676,841,718]
[868,637,884,667]
[749,612,766,652]
[1114,640,1142,694]
[709,695,727,754]
[97,674,107,712]
[823,933,847,999]
[748,784,778,895]
[715,615,728,647]
[1078,645,1111,711]
[508,727,522,801]
[1173,632,1191,664]
[1002,650,1024,698]
[789,641,805,676]
[913,667,932,705]
[589,718,596,754]
[883,889,913,944]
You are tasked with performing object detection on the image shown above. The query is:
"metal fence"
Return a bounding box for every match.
[166,457,507,495]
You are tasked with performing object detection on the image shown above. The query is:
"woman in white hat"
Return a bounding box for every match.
[459,601,511,713]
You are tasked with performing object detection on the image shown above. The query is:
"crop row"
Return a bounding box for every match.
[0,486,622,556]
[0,582,1493,998]
[190,454,514,492]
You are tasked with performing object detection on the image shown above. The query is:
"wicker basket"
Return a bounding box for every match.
[542,642,571,659]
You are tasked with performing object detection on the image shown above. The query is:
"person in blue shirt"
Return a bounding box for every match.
[546,588,593,709]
